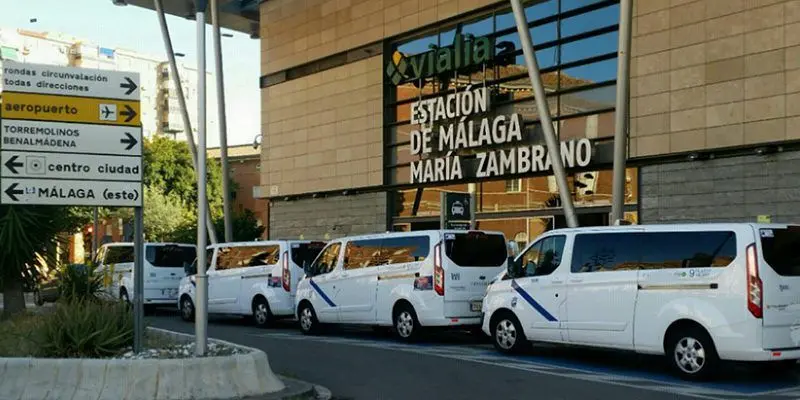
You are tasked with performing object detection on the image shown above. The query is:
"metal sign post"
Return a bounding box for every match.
[509,0,578,228]
[133,207,144,352]
[610,0,633,224]
[0,60,144,352]
[195,0,209,357]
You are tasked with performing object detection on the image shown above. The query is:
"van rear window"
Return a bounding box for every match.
[760,227,800,276]
[444,232,507,267]
[290,242,326,268]
[146,245,196,268]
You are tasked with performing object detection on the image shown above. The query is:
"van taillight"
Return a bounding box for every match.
[282,251,290,292]
[746,243,763,319]
[433,242,444,296]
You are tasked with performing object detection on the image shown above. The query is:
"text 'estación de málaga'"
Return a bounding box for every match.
[408,86,593,184]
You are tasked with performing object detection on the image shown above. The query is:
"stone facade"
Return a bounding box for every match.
[269,192,387,240]
[261,57,383,197]
[259,0,505,75]
[640,151,800,223]
[629,0,800,157]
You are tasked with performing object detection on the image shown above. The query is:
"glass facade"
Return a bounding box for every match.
[384,0,634,247]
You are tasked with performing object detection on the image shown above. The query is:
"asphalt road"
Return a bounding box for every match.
[146,309,800,400]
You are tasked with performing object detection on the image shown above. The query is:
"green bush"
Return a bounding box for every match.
[57,263,103,303]
[32,300,134,358]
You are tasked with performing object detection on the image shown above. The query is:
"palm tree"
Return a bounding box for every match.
[0,205,89,315]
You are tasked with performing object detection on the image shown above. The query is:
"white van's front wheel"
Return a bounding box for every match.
[491,312,528,354]
[180,296,195,322]
[298,303,319,335]
[666,326,719,380]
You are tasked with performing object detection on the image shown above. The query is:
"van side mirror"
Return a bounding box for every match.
[506,257,522,279]
[506,240,520,257]
[302,261,312,276]
[184,261,197,275]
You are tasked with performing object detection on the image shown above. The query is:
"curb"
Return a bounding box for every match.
[245,376,332,400]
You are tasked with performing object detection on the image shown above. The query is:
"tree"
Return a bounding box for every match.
[0,206,91,315]
[214,209,265,242]
[143,136,226,220]
[142,186,194,242]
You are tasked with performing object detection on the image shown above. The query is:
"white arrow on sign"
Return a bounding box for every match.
[1,60,140,101]
[1,151,141,181]
[0,119,142,156]
[1,179,142,207]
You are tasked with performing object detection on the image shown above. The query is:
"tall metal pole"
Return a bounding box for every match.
[133,208,144,353]
[195,0,209,356]
[211,0,233,242]
[154,0,218,244]
[92,207,99,259]
[468,183,477,230]
[509,0,578,228]
[610,0,633,225]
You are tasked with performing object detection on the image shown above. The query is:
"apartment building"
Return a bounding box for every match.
[0,27,217,143]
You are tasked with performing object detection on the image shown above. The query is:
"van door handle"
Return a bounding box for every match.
[570,278,583,283]
[552,280,563,284]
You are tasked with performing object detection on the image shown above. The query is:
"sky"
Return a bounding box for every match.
[0,0,260,147]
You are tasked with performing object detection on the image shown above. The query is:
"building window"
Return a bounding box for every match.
[505,179,522,193]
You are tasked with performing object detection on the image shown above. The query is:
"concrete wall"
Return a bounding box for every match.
[269,192,387,239]
[629,0,800,157]
[639,150,800,223]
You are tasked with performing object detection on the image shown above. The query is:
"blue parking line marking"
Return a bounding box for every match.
[309,279,336,307]
[511,280,557,322]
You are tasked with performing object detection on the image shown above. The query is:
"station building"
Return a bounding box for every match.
[134,0,800,247]
[248,0,800,246]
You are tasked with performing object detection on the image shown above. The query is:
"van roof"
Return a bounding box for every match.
[101,242,196,247]
[546,222,799,235]
[206,240,322,249]
[325,229,506,242]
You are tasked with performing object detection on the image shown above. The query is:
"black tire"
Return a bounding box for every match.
[665,325,720,381]
[33,290,44,306]
[491,311,528,354]
[393,304,422,342]
[252,297,271,328]
[179,296,195,322]
[120,288,131,306]
[298,303,319,335]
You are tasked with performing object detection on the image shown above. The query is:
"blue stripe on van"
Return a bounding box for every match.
[309,279,336,307]
[511,280,557,322]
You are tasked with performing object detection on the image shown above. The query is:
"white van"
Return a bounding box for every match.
[96,242,197,310]
[177,240,326,327]
[294,230,510,340]
[481,223,800,380]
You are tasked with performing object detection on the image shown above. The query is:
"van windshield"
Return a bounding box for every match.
[291,242,326,268]
[444,232,507,267]
[146,245,197,268]
[760,227,800,276]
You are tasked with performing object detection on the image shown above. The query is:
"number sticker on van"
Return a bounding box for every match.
[761,229,774,238]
